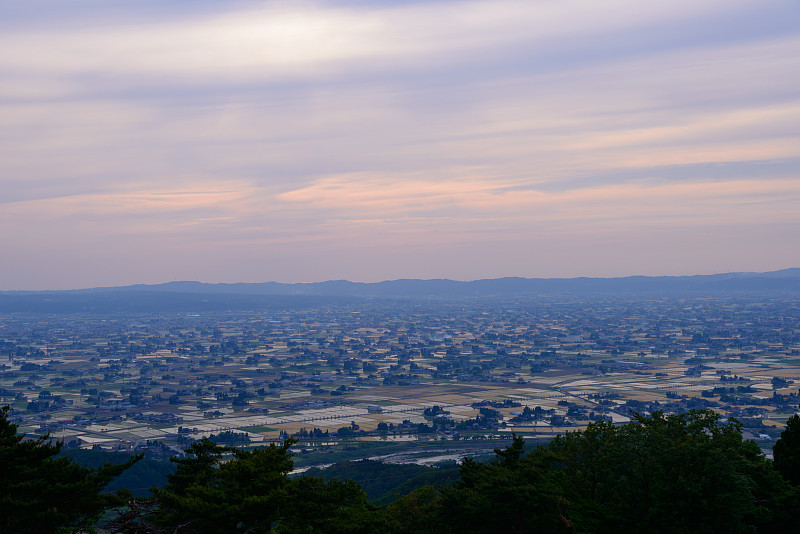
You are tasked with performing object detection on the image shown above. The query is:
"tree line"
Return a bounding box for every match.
[3,404,800,533]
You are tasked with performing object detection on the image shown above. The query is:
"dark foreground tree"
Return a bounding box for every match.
[773,413,800,485]
[0,405,139,533]
[544,410,796,533]
[143,437,380,533]
[386,410,799,534]
[386,435,571,534]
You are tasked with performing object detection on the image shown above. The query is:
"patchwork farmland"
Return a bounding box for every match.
[1,295,798,463]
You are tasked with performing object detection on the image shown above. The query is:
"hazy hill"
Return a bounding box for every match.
[91,268,800,296]
[1,268,799,313]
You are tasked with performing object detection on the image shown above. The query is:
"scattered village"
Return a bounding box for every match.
[2,294,799,462]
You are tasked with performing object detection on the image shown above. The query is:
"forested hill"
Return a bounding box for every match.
[1,269,799,312]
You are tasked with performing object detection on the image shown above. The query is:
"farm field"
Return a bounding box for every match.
[1,294,798,462]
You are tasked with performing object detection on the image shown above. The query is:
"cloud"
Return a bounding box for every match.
[0,182,253,228]
[277,172,800,236]
[0,0,775,87]
[1,0,798,288]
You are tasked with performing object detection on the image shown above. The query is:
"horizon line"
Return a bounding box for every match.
[3,267,799,293]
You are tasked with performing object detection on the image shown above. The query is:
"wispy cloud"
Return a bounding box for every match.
[0,0,798,288]
[0,1,765,82]
[278,173,800,228]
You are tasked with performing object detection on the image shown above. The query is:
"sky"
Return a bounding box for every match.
[1,0,799,290]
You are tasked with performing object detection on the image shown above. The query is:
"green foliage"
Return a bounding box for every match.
[387,435,570,533]
[386,410,800,534]
[8,405,800,533]
[544,411,787,533]
[773,414,800,485]
[371,465,460,506]
[384,485,446,533]
[298,459,460,504]
[0,405,140,533]
[60,449,176,496]
[277,476,381,533]
[151,437,380,533]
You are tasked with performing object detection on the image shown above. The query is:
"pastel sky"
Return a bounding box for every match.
[1,0,799,289]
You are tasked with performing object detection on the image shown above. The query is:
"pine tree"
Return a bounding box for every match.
[774,413,800,485]
[0,405,139,533]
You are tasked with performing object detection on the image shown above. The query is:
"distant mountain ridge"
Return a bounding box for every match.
[1,269,798,312]
[7,268,800,296]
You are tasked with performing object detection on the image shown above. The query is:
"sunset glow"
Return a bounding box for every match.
[1,0,798,289]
